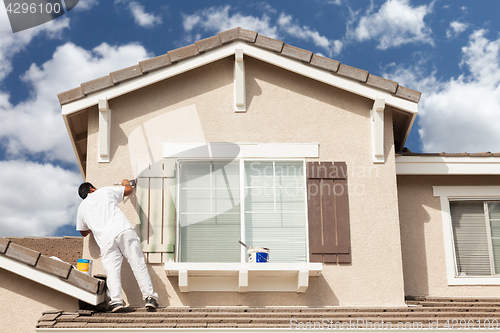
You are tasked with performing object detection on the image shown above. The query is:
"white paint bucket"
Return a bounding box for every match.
[76,259,93,275]
[247,247,270,263]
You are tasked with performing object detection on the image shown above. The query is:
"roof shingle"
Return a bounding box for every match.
[57,27,422,107]
[37,297,500,329]
[0,236,104,295]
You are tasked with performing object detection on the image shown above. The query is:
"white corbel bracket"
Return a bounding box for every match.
[371,98,385,163]
[234,49,246,112]
[98,98,110,163]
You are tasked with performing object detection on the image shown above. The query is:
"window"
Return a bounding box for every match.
[178,159,308,263]
[433,186,500,285]
[451,200,500,276]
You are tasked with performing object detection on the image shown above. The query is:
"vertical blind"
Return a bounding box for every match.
[179,161,241,262]
[450,200,500,276]
[244,161,307,262]
[178,160,307,263]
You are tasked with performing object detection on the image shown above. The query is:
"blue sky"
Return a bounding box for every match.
[0,0,499,237]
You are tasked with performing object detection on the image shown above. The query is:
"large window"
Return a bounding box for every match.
[451,200,500,276]
[178,159,307,263]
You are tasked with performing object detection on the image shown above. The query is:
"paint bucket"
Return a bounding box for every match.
[247,247,270,263]
[76,259,92,275]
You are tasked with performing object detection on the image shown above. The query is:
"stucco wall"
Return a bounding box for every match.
[398,175,500,297]
[83,56,406,307]
[0,269,79,333]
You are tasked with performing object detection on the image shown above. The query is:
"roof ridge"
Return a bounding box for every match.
[57,27,421,106]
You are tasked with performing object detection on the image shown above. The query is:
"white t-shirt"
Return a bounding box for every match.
[77,186,133,251]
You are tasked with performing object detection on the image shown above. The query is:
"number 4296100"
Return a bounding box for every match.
[444,319,499,329]
[5,2,62,14]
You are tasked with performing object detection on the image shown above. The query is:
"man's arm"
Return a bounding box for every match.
[122,179,133,197]
[80,230,91,237]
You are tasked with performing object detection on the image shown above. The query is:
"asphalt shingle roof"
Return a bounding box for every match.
[57,27,421,107]
[0,236,104,294]
[37,297,500,329]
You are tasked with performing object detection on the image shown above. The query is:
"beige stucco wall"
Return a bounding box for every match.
[0,269,79,332]
[398,175,500,297]
[83,56,406,307]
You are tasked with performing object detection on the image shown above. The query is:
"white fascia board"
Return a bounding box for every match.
[0,255,104,305]
[239,43,418,114]
[396,156,500,175]
[61,41,418,117]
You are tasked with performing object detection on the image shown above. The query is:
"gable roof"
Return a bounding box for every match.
[57,27,421,107]
[58,27,421,178]
[0,237,105,305]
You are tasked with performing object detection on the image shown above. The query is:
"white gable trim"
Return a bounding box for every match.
[0,255,104,305]
[234,48,246,112]
[61,41,418,117]
[396,156,500,175]
[371,99,385,163]
[98,98,110,163]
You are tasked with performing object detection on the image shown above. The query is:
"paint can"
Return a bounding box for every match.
[247,247,270,263]
[76,259,93,275]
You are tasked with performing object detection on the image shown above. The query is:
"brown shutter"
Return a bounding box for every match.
[307,162,351,264]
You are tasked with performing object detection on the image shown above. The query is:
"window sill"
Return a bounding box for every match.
[165,262,322,293]
[449,275,500,286]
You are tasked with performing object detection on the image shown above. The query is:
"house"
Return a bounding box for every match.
[58,26,420,308]
[2,27,500,331]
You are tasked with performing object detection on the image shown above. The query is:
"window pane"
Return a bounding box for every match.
[275,161,304,187]
[245,213,307,262]
[488,201,500,220]
[450,201,491,276]
[245,188,274,212]
[492,239,500,274]
[245,161,274,188]
[179,161,240,262]
[244,161,307,263]
[276,187,306,211]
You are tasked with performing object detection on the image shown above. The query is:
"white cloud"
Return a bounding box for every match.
[446,21,468,39]
[278,13,342,56]
[0,13,70,80]
[348,0,433,50]
[182,5,278,38]
[182,5,342,56]
[115,0,162,28]
[0,160,82,237]
[384,30,500,153]
[74,0,99,11]
[0,42,152,162]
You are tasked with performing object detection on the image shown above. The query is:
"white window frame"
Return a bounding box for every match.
[433,186,500,285]
[175,158,310,263]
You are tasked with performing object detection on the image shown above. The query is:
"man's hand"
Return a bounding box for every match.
[122,179,133,197]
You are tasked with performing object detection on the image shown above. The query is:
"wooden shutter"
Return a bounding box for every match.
[307,161,351,264]
[136,160,176,264]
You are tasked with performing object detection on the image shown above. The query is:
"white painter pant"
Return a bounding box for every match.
[101,228,158,305]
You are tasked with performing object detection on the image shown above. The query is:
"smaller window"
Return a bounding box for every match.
[433,186,500,285]
[451,200,500,276]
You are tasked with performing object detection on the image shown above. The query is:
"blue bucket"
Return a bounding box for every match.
[248,247,270,263]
